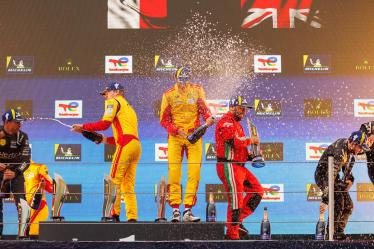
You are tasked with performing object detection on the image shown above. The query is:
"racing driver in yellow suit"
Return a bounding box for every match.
[160,66,215,222]
[72,82,141,222]
[24,160,53,236]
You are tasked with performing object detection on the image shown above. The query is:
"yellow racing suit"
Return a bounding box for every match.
[160,82,211,208]
[24,161,53,236]
[83,95,141,221]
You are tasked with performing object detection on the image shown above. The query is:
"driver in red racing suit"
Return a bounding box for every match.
[216,96,264,240]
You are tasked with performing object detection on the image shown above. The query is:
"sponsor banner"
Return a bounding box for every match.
[357,183,374,202]
[261,143,283,161]
[241,0,320,29]
[54,144,82,161]
[254,99,282,116]
[205,143,217,161]
[204,183,284,202]
[354,99,374,117]
[306,183,322,201]
[262,184,284,202]
[205,184,227,203]
[57,58,80,72]
[55,100,83,118]
[254,55,281,73]
[105,56,133,73]
[303,55,331,73]
[154,55,177,72]
[5,100,33,119]
[65,184,82,203]
[304,99,332,118]
[306,143,330,161]
[155,143,168,161]
[6,56,34,74]
[355,60,374,72]
[104,143,116,162]
[206,100,229,118]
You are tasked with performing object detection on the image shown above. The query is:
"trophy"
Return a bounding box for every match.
[154,176,167,222]
[17,198,31,239]
[51,173,69,221]
[101,174,117,222]
[246,118,265,168]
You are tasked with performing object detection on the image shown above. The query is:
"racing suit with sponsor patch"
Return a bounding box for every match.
[215,112,264,239]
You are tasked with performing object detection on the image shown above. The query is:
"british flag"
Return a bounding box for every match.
[241,0,321,28]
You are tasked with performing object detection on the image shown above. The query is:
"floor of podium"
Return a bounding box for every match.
[0,240,374,249]
[39,221,226,241]
[1,222,373,249]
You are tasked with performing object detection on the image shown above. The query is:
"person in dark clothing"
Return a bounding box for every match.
[0,109,31,237]
[314,131,368,240]
[359,121,374,183]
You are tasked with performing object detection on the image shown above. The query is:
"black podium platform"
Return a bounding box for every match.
[39,222,225,241]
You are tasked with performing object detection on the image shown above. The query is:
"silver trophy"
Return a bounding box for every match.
[101,174,117,222]
[246,118,265,168]
[154,176,167,222]
[17,198,31,239]
[51,173,69,221]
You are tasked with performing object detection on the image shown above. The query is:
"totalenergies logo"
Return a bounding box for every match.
[55,100,82,119]
[258,57,277,67]
[263,185,280,196]
[109,57,128,67]
[261,184,284,202]
[155,143,168,161]
[306,143,329,160]
[254,55,281,73]
[59,102,79,112]
[354,99,374,117]
[105,56,133,74]
[207,100,229,118]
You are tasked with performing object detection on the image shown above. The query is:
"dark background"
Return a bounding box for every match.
[1,0,374,76]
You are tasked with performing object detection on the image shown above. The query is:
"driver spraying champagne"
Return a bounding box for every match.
[160,66,215,222]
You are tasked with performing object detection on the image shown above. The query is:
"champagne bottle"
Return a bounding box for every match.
[187,124,208,144]
[260,207,271,240]
[315,212,326,240]
[206,192,216,222]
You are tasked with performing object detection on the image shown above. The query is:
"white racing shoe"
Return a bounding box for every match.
[182,209,200,222]
[171,209,181,222]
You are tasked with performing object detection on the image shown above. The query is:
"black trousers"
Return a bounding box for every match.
[0,175,26,236]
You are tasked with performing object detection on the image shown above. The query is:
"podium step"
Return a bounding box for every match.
[39,221,225,241]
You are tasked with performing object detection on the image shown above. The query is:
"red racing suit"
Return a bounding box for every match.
[215,112,264,239]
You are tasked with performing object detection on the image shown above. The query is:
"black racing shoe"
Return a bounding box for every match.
[127,219,137,223]
[334,232,349,240]
[239,223,250,240]
[112,214,120,222]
